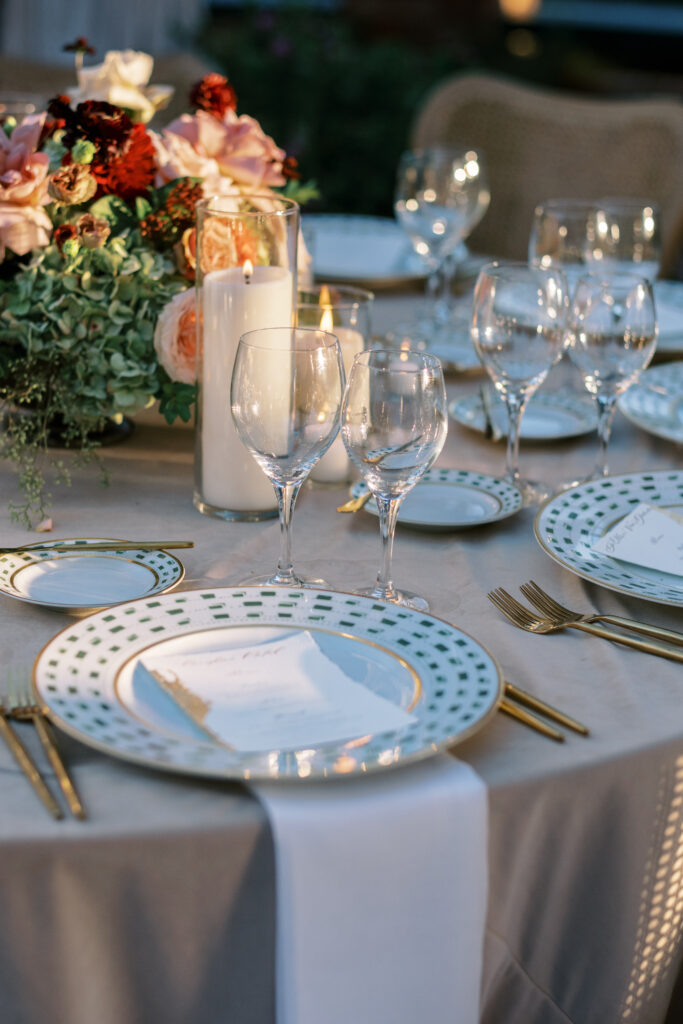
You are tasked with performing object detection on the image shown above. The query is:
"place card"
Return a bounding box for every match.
[591,502,683,576]
[140,630,417,752]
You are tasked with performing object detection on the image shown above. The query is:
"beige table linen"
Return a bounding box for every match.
[1,293,683,1023]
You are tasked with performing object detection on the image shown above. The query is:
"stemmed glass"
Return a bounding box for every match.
[529,198,661,288]
[394,147,490,338]
[341,349,447,611]
[567,272,658,479]
[471,261,569,506]
[231,327,344,586]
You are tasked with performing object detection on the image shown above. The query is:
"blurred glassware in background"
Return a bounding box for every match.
[471,260,569,506]
[298,284,374,484]
[394,146,490,356]
[567,271,658,481]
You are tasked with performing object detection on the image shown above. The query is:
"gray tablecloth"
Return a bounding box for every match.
[2,294,683,1023]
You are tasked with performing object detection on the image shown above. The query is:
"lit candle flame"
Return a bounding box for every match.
[318,284,334,331]
[243,259,253,284]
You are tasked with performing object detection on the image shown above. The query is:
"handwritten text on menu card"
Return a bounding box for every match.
[140,630,417,752]
[591,503,683,575]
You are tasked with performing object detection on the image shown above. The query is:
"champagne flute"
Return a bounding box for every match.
[395,147,490,336]
[231,327,344,586]
[567,272,657,479]
[341,349,447,611]
[471,261,569,506]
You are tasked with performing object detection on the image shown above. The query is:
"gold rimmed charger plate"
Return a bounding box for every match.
[33,586,502,781]
[0,538,185,614]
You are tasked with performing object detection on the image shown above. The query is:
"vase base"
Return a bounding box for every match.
[193,493,278,522]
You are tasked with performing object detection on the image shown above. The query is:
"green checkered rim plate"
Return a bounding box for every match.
[534,471,683,606]
[618,364,683,445]
[33,586,503,781]
[351,468,523,530]
[0,539,184,612]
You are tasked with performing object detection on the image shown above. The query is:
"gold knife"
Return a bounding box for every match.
[0,708,63,818]
[0,540,194,554]
[499,698,564,742]
[337,492,371,514]
[505,682,589,736]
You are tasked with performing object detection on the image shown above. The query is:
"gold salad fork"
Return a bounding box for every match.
[0,687,62,819]
[519,580,683,648]
[488,587,683,664]
[6,671,86,820]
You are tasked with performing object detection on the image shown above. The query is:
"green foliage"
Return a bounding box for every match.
[0,224,191,524]
[194,6,459,216]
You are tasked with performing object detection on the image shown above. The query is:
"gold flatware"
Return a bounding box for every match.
[337,491,372,514]
[6,672,86,820]
[505,681,589,736]
[0,540,194,554]
[499,698,564,742]
[488,586,683,664]
[0,702,62,819]
[520,579,683,649]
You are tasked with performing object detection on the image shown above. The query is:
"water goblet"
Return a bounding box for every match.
[470,261,569,506]
[394,147,490,338]
[567,272,657,479]
[341,349,448,612]
[231,327,344,587]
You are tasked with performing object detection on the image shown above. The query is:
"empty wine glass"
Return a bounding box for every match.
[588,199,661,282]
[529,198,597,292]
[341,349,447,611]
[471,261,569,506]
[395,147,489,337]
[231,327,344,586]
[567,272,657,479]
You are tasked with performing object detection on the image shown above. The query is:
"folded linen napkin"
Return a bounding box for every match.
[256,755,487,1024]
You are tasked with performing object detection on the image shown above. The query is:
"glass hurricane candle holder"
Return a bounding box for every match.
[297,284,374,484]
[193,194,299,521]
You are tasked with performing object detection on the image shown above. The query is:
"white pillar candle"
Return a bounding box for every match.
[199,264,293,511]
[310,325,364,484]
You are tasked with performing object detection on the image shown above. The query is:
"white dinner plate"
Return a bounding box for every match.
[33,586,502,780]
[535,470,683,606]
[302,214,428,286]
[0,538,184,613]
[450,390,597,442]
[351,468,523,530]
[655,280,683,355]
[618,363,683,444]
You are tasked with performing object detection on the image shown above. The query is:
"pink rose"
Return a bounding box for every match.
[0,114,52,259]
[150,126,238,198]
[159,109,286,191]
[154,288,197,385]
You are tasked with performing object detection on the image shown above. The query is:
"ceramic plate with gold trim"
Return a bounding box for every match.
[33,586,502,780]
[0,538,184,613]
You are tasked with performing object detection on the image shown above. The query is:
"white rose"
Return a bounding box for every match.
[70,50,173,123]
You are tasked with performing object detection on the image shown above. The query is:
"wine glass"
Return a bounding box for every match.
[341,349,447,611]
[470,261,569,506]
[231,327,344,586]
[588,199,661,282]
[567,272,657,479]
[394,147,490,339]
[529,198,597,292]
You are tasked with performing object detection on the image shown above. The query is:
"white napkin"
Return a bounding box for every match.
[255,755,488,1024]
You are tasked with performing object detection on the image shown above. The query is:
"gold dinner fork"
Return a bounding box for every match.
[519,579,683,648]
[6,671,86,820]
[487,587,683,664]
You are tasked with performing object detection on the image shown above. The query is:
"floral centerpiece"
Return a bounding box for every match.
[0,41,315,524]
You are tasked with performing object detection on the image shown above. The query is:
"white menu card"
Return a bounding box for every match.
[140,630,416,752]
[591,502,683,575]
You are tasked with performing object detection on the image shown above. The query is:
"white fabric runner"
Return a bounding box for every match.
[255,753,488,1024]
